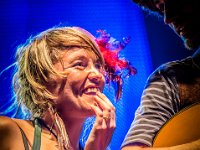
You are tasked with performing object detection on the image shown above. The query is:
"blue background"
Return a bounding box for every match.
[0,0,194,149]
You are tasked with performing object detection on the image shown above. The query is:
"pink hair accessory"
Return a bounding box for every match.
[95,30,137,101]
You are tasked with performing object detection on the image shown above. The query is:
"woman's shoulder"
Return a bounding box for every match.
[0,116,32,130]
[0,116,21,149]
[0,116,32,150]
[0,116,18,131]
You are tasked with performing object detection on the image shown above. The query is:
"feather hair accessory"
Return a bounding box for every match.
[95,30,137,101]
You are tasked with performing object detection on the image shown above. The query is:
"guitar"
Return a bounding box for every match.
[153,102,200,147]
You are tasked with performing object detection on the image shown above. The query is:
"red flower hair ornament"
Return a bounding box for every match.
[95,30,137,101]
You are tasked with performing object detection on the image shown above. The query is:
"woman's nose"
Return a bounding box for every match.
[88,69,102,83]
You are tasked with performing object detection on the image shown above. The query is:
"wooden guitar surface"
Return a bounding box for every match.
[153,103,200,147]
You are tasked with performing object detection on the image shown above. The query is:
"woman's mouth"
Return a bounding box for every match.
[82,87,100,95]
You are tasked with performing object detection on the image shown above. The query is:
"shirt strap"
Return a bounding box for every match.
[18,124,30,150]
[32,118,42,150]
[12,119,30,150]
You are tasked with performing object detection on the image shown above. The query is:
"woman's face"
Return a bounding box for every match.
[48,47,106,119]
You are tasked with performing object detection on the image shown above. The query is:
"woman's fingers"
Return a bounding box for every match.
[96,91,113,107]
[85,94,116,150]
[94,92,115,125]
[90,104,103,123]
[91,93,116,131]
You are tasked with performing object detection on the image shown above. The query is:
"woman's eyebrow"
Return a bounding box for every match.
[61,55,87,69]
[67,55,87,63]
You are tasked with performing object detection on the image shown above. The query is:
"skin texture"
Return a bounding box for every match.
[122,0,200,149]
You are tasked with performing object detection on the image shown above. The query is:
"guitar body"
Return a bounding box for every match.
[153,103,200,147]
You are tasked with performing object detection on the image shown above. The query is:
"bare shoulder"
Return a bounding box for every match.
[0,116,19,134]
[0,116,28,150]
[0,116,20,148]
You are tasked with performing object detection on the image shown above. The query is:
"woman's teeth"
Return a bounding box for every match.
[83,87,99,94]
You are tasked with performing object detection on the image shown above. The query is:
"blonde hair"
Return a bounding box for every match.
[13,26,104,149]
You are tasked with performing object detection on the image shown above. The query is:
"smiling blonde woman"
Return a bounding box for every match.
[0,27,116,150]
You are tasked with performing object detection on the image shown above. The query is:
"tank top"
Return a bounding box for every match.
[17,118,83,150]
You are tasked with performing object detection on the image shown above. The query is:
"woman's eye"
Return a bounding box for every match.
[95,63,106,75]
[73,62,86,68]
[95,63,101,70]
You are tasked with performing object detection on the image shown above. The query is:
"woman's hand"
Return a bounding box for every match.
[84,91,116,150]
